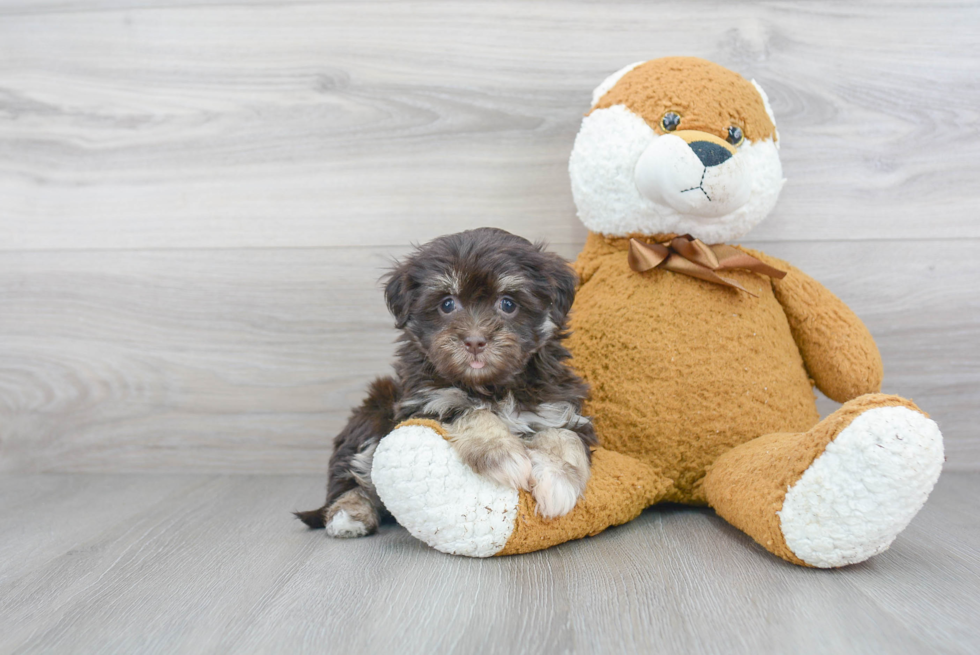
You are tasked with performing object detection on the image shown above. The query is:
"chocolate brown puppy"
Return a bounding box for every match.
[296,228,595,537]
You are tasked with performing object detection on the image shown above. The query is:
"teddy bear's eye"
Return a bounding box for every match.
[727,125,744,147]
[661,112,681,132]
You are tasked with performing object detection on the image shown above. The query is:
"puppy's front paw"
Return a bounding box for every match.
[449,410,532,490]
[528,429,591,519]
[476,444,533,491]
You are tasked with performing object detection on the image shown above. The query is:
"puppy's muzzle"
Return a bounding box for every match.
[634,130,750,218]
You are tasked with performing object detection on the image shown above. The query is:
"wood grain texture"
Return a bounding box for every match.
[0,4,977,467]
[0,471,977,654]
[1,1,979,250]
[1,240,976,473]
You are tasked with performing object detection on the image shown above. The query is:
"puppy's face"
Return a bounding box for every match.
[384,228,576,388]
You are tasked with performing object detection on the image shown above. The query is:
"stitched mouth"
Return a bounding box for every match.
[680,166,711,201]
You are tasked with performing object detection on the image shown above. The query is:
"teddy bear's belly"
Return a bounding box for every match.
[567,262,819,504]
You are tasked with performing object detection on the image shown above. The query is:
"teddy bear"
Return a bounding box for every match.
[369,57,945,567]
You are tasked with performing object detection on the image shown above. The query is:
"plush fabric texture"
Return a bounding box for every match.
[567,232,828,503]
[374,420,669,557]
[702,395,930,566]
[745,247,884,402]
[400,417,452,437]
[568,56,785,244]
[497,447,670,556]
[591,60,645,107]
[780,404,944,567]
[592,57,776,142]
[750,80,780,144]
[372,421,519,557]
[568,102,784,243]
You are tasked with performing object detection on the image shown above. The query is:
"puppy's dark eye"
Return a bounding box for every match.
[439,297,456,314]
[661,111,681,132]
[727,125,744,147]
[498,297,517,314]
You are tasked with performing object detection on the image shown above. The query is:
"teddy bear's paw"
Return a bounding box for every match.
[371,423,519,557]
[778,406,944,568]
[527,428,591,519]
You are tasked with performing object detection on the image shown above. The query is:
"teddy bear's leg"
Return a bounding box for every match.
[371,419,671,557]
[702,394,944,568]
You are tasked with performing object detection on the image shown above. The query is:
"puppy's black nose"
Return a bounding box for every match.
[463,335,487,355]
[689,141,732,167]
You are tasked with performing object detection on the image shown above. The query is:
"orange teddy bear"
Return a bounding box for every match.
[371,57,944,567]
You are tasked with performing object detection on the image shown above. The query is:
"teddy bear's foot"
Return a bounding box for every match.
[704,394,944,568]
[778,398,943,567]
[372,419,671,557]
[371,420,521,557]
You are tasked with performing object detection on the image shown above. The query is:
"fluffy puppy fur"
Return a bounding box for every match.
[296,227,596,538]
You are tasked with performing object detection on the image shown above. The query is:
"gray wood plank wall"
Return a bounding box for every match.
[1,0,978,473]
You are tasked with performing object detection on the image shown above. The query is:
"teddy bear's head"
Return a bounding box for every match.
[569,57,785,244]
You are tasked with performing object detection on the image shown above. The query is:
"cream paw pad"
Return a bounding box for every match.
[371,420,519,557]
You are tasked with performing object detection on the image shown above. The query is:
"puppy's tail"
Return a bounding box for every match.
[294,505,327,529]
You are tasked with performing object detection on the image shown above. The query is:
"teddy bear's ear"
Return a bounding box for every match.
[383,261,415,329]
[591,60,646,106]
[751,79,779,146]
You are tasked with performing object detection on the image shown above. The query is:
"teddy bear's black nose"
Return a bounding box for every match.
[689,141,733,168]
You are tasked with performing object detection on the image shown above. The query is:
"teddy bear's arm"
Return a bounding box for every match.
[740,247,883,403]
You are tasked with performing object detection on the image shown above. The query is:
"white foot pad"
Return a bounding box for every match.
[779,406,944,568]
[371,424,519,557]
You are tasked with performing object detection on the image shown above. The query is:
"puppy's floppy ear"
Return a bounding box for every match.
[383,261,415,329]
[543,252,578,324]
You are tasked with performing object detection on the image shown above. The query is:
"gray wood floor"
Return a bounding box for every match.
[1,471,978,654]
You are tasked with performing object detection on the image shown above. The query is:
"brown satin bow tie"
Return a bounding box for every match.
[627,235,786,297]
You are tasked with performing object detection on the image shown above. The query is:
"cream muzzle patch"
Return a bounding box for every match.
[634,130,751,218]
[569,104,784,243]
